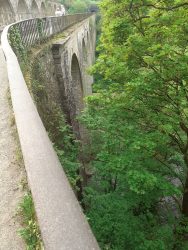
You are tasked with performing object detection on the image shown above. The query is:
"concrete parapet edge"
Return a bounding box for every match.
[1,21,100,250]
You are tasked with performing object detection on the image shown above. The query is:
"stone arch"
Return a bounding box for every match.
[88,27,95,64]
[87,31,90,48]
[85,31,91,55]
[71,53,84,138]
[0,0,14,12]
[82,38,88,65]
[89,23,94,48]
[71,53,84,101]
[31,0,39,17]
[17,0,30,20]
[40,2,46,17]
[47,3,51,15]
[81,37,93,96]
[0,0,15,26]
[47,2,54,16]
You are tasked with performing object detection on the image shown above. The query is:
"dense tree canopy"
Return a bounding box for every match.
[80,0,188,249]
[60,0,99,13]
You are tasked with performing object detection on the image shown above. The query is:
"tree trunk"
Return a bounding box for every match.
[183,150,188,216]
[182,172,188,216]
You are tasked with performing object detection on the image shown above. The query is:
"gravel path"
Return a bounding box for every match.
[0,47,26,250]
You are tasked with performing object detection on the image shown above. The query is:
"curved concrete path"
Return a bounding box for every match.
[0,47,25,249]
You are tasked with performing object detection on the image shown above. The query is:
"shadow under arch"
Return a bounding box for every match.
[0,0,15,25]
[71,54,91,201]
[17,0,30,20]
[71,53,84,139]
[87,31,90,47]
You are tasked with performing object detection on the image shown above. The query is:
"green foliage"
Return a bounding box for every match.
[18,193,43,250]
[68,0,88,13]
[37,19,42,36]
[80,0,188,249]
[30,60,47,102]
[9,26,27,62]
[60,0,99,14]
[36,19,48,44]
[50,107,80,188]
[85,191,178,250]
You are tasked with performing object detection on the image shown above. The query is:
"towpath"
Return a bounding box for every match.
[0,47,25,249]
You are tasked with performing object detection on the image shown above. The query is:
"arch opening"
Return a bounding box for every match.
[71,54,84,138]
[31,0,39,17]
[81,37,93,96]
[71,53,84,101]
[40,2,46,17]
[82,38,88,65]
[47,3,53,16]
[0,0,15,26]
[17,0,29,21]
[87,31,90,47]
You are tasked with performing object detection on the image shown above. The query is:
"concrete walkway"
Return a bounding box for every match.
[0,47,25,250]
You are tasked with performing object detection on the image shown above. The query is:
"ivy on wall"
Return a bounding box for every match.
[9,26,27,62]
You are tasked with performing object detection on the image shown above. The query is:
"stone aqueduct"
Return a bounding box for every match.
[0,0,63,27]
[1,0,99,247]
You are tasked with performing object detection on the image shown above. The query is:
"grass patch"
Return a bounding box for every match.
[18,193,43,250]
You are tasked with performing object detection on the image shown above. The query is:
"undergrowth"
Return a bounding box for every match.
[24,50,81,191]
[18,193,43,250]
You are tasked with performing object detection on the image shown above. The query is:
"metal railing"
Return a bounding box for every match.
[8,14,91,50]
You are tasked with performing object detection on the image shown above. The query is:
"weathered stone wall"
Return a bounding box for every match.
[0,0,64,27]
[30,16,96,141]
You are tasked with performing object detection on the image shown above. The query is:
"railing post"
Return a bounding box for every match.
[48,17,53,36]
